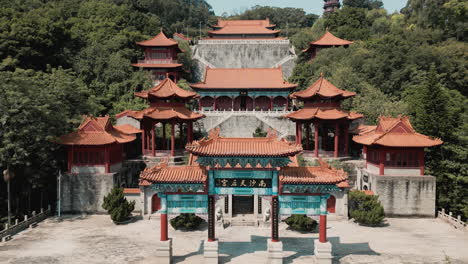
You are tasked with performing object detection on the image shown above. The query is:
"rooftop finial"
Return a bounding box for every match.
[320,72,324,77]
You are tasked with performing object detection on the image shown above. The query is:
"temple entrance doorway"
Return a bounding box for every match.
[233,195,254,215]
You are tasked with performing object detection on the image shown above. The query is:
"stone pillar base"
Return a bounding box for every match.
[204,239,219,264]
[314,240,332,264]
[267,240,283,264]
[156,238,172,264]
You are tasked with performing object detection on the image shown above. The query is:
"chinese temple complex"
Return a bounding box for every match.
[139,128,348,263]
[285,74,363,158]
[132,31,183,84]
[303,30,353,60]
[208,19,282,39]
[116,77,204,157]
[191,68,296,111]
[353,116,443,216]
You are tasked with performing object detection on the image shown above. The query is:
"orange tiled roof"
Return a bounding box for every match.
[352,116,443,147]
[214,19,276,28]
[284,107,363,121]
[190,68,297,90]
[210,19,279,35]
[303,31,353,52]
[291,74,356,100]
[118,106,204,121]
[350,124,377,135]
[114,124,142,134]
[139,163,207,184]
[136,31,179,47]
[173,33,192,41]
[56,116,136,146]
[186,128,302,157]
[280,159,348,186]
[135,78,199,99]
[131,63,182,68]
[123,188,140,194]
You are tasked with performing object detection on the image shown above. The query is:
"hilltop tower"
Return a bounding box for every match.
[324,0,341,14]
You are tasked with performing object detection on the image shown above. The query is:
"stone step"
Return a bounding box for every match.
[230,219,257,227]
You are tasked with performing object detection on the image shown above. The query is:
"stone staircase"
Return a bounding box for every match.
[230,215,258,227]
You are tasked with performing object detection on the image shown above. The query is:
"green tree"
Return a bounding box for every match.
[102,187,135,223]
[343,0,384,10]
[349,190,385,225]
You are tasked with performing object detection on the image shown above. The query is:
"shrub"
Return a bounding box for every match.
[170,213,204,230]
[253,127,267,137]
[284,215,317,232]
[102,188,135,223]
[349,190,385,226]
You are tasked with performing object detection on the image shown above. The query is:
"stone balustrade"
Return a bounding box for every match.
[438,209,467,231]
[0,205,52,242]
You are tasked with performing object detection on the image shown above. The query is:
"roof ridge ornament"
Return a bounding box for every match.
[208,127,220,140]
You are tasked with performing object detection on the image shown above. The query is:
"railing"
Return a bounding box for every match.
[438,209,467,231]
[136,59,179,64]
[198,109,292,115]
[197,39,291,45]
[0,205,52,242]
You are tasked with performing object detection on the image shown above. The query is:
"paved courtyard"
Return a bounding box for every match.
[0,215,467,264]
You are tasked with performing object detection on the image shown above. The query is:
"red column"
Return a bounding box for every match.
[334,123,339,158]
[198,98,202,111]
[286,98,289,111]
[151,122,156,157]
[419,150,425,176]
[271,195,279,242]
[208,195,215,242]
[269,96,273,110]
[314,122,319,157]
[344,124,349,157]
[68,149,72,172]
[105,145,110,173]
[319,214,327,243]
[305,123,310,151]
[296,122,303,145]
[141,126,146,156]
[213,96,217,110]
[187,122,193,143]
[162,123,166,150]
[170,123,175,156]
[160,213,168,241]
[379,149,385,176]
[179,123,183,149]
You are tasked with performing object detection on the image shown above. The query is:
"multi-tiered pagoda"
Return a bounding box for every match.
[285,74,363,158]
[117,78,204,157]
[323,0,341,14]
[132,31,183,84]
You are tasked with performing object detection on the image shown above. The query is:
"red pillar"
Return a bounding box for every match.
[314,122,319,157]
[187,122,193,143]
[344,124,349,157]
[170,123,175,156]
[271,195,279,242]
[286,98,289,111]
[269,96,273,110]
[334,123,339,158]
[162,123,166,150]
[305,123,310,151]
[105,145,110,173]
[68,149,72,172]
[160,213,168,241]
[208,195,216,242]
[151,122,156,157]
[179,123,183,149]
[213,96,217,110]
[296,122,303,145]
[379,149,385,176]
[419,150,425,176]
[319,214,327,243]
[141,126,146,156]
[198,98,202,111]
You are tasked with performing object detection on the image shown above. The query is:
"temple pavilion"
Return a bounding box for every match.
[323,0,341,14]
[353,116,443,176]
[132,31,183,84]
[208,19,282,39]
[285,74,363,158]
[116,77,204,157]
[303,31,353,60]
[191,68,297,111]
[56,116,140,174]
[139,128,348,261]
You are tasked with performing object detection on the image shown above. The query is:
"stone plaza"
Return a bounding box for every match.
[1,215,467,264]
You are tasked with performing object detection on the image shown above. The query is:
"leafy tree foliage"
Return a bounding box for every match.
[343,0,384,10]
[253,127,268,137]
[170,213,204,230]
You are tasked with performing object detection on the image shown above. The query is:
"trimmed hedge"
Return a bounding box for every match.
[285,214,317,232]
[349,190,385,226]
[170,213,204,230]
